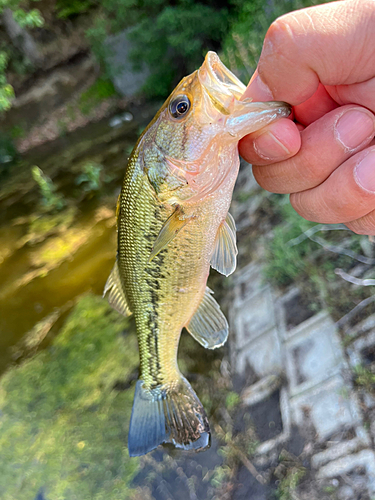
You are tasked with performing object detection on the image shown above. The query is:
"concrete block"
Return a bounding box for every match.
[285,312,346,395]
[311,439,363,469]
[290,375,361,441]
[241,374,282,406]
[235,327,282,377]
[232,262,266,306]
[316,449,375,495]
[257,387,291,454]
[233,287,275,348]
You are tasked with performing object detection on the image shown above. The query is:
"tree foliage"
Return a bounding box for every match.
[0,0,43,112]
[92,0,233,98]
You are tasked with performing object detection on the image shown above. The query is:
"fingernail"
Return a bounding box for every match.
[355,150,375,192]
[335,109,375,150]
[253,130,291,160]
[242,73,273,101]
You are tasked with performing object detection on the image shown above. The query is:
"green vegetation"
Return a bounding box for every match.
[85,0,333,98]
[354,364,375,393]
[0,0,334,116]
[79,77,117,115]
[56,0,95,19]
[0,1,43,112]
[76,161,103,193]
[263,195,372,321]
[0,294,140,499]
[31,166,66,212]
[274,451,306,500]
[221,0,330,80]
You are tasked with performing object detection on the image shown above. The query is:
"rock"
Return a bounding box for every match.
[105,29,150,98]
[337,485,354,500]
[2,8,42,67]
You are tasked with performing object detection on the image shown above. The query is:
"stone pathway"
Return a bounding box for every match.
[230,260,375,498]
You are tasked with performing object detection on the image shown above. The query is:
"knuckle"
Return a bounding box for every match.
[264,16,297,58]
[259,15,299,80]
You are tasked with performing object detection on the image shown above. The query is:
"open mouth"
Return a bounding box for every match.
[198,52,246,111]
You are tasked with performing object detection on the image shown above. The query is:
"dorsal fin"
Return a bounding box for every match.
[149,205,189,262]
[103,260,131,317]
[186,287,228,349]
[210,212,237,276]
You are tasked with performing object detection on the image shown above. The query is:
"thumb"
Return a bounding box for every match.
[243,0,375,106]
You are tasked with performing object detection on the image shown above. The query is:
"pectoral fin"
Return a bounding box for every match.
[103,260,131,317]
[186,287,228,349]
[149,206,189,262]
[210,213,237,276]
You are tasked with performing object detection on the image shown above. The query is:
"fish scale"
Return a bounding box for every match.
[104,51,291,456]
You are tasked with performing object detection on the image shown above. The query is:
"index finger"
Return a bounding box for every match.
[243,0,375,105]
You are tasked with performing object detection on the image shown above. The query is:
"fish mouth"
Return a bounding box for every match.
[198,51,246,113]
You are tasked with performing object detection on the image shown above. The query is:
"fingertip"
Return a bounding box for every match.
[242,72,274,102]
[239,119,301,164]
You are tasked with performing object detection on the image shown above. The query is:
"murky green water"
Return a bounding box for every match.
[0,115,144,374]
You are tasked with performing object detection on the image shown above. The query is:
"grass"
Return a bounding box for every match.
[354,364,375,393]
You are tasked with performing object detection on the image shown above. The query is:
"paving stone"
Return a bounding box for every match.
[316,449,375,495]
[232,287,276,349]
[290,375,361,441]
[235,327,282,377]
[337,485,355,500]
[232,263,266,306]
[285,312,346,395]
[347,330,375,368]
[256,387,291,455]
[311,439,363,468]
[241,374,282,406]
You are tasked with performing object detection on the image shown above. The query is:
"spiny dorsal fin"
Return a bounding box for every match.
[186,287,228,349]
[103,260,131,317]
[149,205,189,262]
[210,212,237,276]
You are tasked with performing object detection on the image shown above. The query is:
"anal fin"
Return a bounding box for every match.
[186,287,228,349]
[103,260,131,317]
[210,212,237,277]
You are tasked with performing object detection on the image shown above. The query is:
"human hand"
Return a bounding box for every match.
[239,0,375,234]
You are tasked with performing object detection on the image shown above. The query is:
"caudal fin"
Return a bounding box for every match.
[128,376,210,457]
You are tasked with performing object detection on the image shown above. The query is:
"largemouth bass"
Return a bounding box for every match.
[104,52,290,456]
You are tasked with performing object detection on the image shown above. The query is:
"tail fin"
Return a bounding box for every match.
[128,376,210,457]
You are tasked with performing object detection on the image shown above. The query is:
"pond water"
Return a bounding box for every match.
[0,114,144,374]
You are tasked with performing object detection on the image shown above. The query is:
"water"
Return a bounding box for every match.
[0,113,144,373]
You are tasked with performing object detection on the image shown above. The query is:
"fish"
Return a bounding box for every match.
[104,51,290,457]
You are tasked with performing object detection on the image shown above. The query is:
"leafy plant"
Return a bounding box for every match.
[0,2,44,112]
[76,161,103,193]
[87,0,233,98]
[31,166,66,212]
[56,0,95,19]
[79,77,116,115]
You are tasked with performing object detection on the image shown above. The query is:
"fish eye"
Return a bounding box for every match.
[169,95,191,119]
